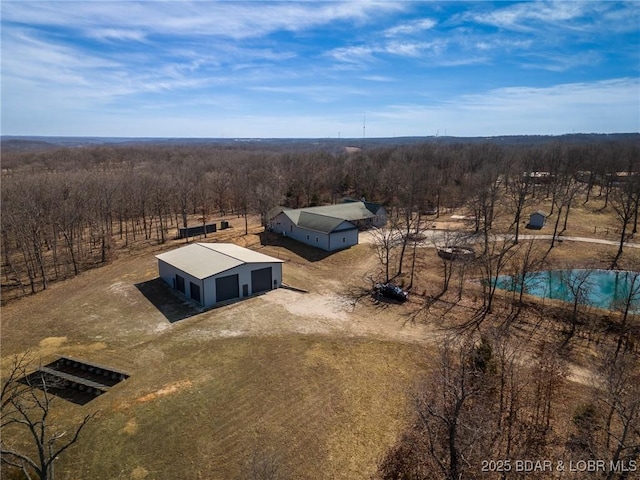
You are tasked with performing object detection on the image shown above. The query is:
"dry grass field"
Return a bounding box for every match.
[2,217,442,480]
[2,195,639,479]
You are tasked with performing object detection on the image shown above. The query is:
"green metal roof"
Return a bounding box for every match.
[299,202,380,222]
[270,201,384,234]
[296,211,357,234]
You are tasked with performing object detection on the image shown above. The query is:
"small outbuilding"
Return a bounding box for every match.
[156,243,283,308]
[528,211,547,229]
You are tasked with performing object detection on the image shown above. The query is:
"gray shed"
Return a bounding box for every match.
[529,211,547,229]
[156,243,283,308]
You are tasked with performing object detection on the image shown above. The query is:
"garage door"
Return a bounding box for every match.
[251,267,272,294]
[215,274,239,302]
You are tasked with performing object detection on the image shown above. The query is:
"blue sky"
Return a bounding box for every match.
[2,1,639,138]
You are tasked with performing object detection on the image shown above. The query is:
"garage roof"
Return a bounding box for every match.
[270,201,382,225]
[296,211,357,234]
[156,243,283,280]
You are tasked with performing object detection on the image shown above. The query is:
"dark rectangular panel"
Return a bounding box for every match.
[215,274,239,302]
[190,282,201,303]
[175,274,185,293]
[251,267,272,294]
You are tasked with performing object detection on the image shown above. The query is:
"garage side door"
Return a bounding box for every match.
[251,267,272,294]
[215,274,239,302]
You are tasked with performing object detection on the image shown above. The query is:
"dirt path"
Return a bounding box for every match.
[359,228,640,249]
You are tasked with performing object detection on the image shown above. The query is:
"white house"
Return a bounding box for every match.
[156,243,283,308]
[268,201,386,252]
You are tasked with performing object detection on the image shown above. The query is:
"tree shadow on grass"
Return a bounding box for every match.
[135,278,202,323]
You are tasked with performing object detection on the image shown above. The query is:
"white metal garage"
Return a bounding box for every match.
[156,243,284,308]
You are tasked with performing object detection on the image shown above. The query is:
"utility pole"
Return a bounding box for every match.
[363,113,366,140]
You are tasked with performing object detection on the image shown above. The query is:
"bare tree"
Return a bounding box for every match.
[595,348,640,480]
[370,224,401,283]
[609,269,640,360]
[251,164,285,227]
[558,268,595,346]
[378,333,569,480]
[546,176,583,249]
[476,235,519,317]
[389,149,426,277]
[411,336,491,480]
[504,160,532,243]
[432,230,472,300]
[1,354,97,480]
[505,239,545,323]
[171,161,199,242]
[610,175,640,268]
[230,164,252,235]
[527,344,567,448]
[464,146,504,254]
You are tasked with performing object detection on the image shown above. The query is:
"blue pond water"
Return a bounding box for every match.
[495,270,640,312]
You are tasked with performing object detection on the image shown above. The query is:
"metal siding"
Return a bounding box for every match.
[328,229,359,251]
[271,212,293,235]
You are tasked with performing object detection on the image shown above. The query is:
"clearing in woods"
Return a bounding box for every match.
[2,213,637,479]
[1,218,441,480]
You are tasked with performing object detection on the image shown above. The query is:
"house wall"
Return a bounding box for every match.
[271,212,331,250]
[159,260,282,308]
[271,213,360,251]
[328,229,359,251]
[158,259,204,305]
[294,227,331,250]
[203,263,283,307]
[270,212,295,236]
[373,207,387,227]
[270,210,368,251]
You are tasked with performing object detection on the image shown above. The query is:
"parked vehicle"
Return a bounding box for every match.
[374,282,408,302]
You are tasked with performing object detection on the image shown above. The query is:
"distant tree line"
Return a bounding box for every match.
[2,140,639,302]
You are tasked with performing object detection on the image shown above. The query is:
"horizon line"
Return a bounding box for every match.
[3,132,639,141]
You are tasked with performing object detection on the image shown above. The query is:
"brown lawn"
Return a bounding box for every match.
[2,209,638,479]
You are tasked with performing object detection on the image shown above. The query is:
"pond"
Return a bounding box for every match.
[495,269,640,312]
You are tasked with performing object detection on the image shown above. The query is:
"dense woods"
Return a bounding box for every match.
[3,139,639,303]
[378,333,640,480]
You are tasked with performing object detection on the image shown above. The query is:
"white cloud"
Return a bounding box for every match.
[384,41,431,57]
[373,78,640,137]
[88,28,148,42]
[469,0,639,36]
[9,77,636,138]
[327,39,445,64]
[325,45,376,64]
[1,2,636,138]
[471,1,589,32]
[360,75,395,82]
[249,84,366,103]
[520,51,602,72]
[1,1,405,40]
[384,18,436,36]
